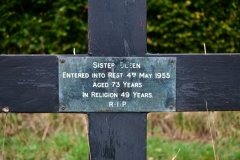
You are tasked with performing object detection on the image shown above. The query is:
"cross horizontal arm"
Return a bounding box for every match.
[0,55,59,113]
[0,54,240,113]
[148,53,240,111]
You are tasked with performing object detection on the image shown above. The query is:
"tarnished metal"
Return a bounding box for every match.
[59,56,176,112]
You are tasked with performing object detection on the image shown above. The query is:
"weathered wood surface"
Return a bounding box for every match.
[88,0,147,159]
[88,113,147,160]
[148,54,240,111]
[0,56,58,113]
[88,0,146,57]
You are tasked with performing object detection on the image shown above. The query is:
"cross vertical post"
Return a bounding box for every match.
[1,1,240,159]
[88,0,147,159]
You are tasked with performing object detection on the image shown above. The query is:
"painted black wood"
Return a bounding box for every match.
[88,0,146,57]
[88,0,147,159]
[148,54,240,111]
[1,54,240,113]
[89,113,147,160]
[0,56,58,113]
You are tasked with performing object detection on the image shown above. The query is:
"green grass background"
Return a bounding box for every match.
[1,112,240,160]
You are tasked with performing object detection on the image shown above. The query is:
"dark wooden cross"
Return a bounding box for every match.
[1,0,240,159]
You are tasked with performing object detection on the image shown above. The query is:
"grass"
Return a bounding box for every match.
[147,136,240,160]
[0,114,89,160]
[1,132,88,160]
[1,112,240,160]
[147,112,240,160]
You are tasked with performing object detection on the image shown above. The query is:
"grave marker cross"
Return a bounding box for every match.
[1,0,240,159]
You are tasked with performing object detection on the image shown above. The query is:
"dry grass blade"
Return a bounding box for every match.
[203,43,207,54]
[171,148,181,160]
[211,112,219,159]
[41,122,50,141]
[205,101,219,160]
[1,113,8,160]
[203,43,219,160]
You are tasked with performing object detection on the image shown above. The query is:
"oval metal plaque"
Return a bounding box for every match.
[59,56,176,112]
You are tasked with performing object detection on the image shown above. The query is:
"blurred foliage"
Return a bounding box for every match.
[148,0,240,53]
[0,0,88,54]
[0,0,240,54]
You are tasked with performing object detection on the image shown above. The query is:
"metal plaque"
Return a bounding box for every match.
[59,56,176,112]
